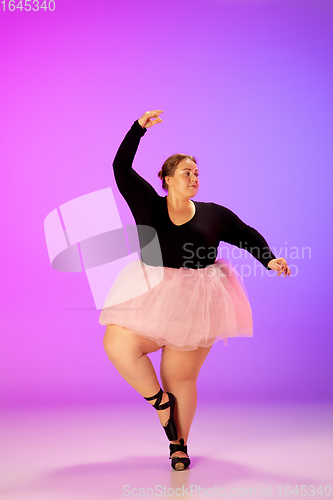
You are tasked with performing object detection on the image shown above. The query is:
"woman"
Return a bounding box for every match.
[99,110,291,471]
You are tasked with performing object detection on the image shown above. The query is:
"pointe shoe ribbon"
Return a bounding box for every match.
[144,387,178,441]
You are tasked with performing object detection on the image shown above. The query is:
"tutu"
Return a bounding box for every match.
[99,258,253,351]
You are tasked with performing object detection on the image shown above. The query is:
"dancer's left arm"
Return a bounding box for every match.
[216,204,291,277]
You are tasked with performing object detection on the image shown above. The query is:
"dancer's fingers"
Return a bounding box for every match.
[278,265,285,277]
[148,110,164,116]
[151,117,163,125]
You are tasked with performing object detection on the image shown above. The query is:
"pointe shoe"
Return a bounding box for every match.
[144,387,178,441]
[169,438,191,471]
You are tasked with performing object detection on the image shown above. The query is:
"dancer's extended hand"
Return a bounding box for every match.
[267,258,291,276]
[138,110,164,129]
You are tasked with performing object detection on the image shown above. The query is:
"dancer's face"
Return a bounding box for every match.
[167,159,199,197]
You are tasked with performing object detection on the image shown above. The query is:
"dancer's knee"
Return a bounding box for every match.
[103,324,138,362]
[171,370,199,383]
[103,324,160,363]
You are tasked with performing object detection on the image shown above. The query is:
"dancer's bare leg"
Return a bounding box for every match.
[160,344,213,458]
[103,324,171,428]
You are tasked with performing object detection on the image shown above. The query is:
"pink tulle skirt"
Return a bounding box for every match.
[99,258,253,350]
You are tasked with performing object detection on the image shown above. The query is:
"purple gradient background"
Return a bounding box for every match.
[0,0,332,407]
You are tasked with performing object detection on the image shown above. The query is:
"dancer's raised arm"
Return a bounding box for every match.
[112,110,164,216]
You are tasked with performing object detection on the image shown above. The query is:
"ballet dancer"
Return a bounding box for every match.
[100,110,291,470]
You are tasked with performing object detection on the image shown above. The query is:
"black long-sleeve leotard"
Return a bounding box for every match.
[112,119,277,270]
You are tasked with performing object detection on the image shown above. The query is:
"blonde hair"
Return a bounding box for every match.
[157,154,197,192]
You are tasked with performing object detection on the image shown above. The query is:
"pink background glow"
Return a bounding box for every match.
[0,0,332,407]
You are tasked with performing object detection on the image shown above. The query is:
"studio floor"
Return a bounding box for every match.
[0,401,332,500]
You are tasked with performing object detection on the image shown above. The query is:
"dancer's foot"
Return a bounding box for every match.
[169,439,188,459]
[169,438,191,470]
